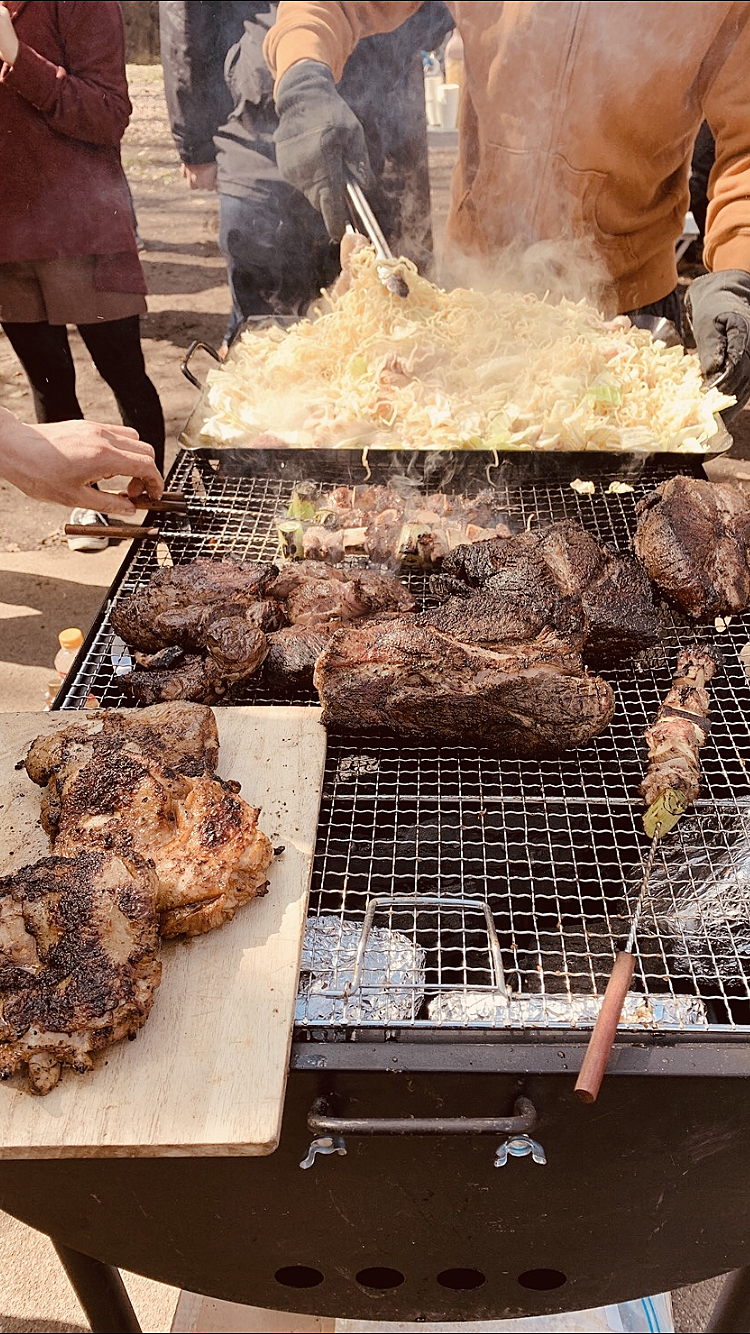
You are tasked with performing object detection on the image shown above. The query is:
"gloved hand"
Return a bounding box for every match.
[274,60,372,242]
[685,269,750,418]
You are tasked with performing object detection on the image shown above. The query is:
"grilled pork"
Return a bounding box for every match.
[0,851,161,1093]
[435,520,660,665]
[633,475,750,619]
[314,617,614,757]
[640,644,720,809]
[265,561,414,626]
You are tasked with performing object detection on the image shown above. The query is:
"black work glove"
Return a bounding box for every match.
[274,60,372,242]
[685,269,750,419]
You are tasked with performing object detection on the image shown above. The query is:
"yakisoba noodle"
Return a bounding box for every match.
[200,248,734,452]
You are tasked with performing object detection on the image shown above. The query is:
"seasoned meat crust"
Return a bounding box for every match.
[633,475,750,619]
[50,746,273,939]
[24,703,219,838]
[0,851,161,1094]
[266,561,414,627]
[109,558,279,654]
[314,618,614,757]
[436,520,659,665]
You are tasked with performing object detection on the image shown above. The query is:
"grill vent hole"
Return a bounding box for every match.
[437,1268,486,1290]
[274,1266,324,1288]
[518,1268,567,1291]
[356,1267,405,1289]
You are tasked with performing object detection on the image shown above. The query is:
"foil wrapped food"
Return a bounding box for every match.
[296,915,425,1023]
[643,809,750,982]
[428,990,706,1028]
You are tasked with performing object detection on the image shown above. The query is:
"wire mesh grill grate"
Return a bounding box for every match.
[57,448,750,1036]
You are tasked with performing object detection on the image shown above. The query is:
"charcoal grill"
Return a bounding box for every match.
[6,446,750,1328]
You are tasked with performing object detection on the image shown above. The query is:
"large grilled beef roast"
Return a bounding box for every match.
[314,616,615,758]
[633,475,750,619]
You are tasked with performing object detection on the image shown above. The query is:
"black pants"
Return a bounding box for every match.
[1,316,165,472]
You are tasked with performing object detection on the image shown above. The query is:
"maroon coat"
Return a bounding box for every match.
[0,0,146,293]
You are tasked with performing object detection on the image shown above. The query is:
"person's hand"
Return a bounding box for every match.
[274,60,371,242]
[685,269,750,418]
[0,3,19,65]
[0,412,164,511]
[180,161,218,191]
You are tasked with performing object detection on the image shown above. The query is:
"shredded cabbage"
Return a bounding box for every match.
[200,248,735,452]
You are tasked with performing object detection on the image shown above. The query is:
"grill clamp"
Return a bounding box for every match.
[494,1135,547,1168]
[299,1135,348,1171]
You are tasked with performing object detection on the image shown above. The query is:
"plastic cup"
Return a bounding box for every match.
[438,82,460,131]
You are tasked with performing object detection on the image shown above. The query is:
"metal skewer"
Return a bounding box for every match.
[345,180,409,298]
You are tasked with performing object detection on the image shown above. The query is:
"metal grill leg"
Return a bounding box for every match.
[706,1268,750,1333]
[52,1242,142,1334]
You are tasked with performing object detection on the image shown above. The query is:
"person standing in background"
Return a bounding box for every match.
[265,1,750,420]
[0,0,165,547]
[159,0,452,352]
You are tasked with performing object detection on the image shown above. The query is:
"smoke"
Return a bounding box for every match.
[441,236,613,315]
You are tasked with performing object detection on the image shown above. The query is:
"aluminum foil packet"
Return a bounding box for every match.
[428,990,706,1029]
[296,916,425,1024]
[643,809,750,982]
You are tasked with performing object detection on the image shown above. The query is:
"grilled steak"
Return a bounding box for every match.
[633,475,750,619]
[0,851,161,1093]
[435,521,659,664]
[110,558,279,653]
[266,561,414,627]
[264,625,333,687]
[314,617,614,757]
[126,653,226,706]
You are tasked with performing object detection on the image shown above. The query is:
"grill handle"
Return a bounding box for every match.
[306,1094,537,1138]
[180,340,222,390]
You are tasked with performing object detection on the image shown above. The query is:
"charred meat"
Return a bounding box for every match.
[633,475,750,619]
[24,703,220,838]
[641,644,720,809]
[109,558,279,654]
[314,617,615,757]
[266,561,414,627]
[264,626,333,687]
[49,744,273,939]
[434,520,659,665]
[0,851,161,1093]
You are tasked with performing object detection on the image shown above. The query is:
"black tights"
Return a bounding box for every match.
[1,316,165,472]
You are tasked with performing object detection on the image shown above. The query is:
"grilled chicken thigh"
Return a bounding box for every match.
[24,703,219,838]
[0,851,161,1093]
[49,745,272,938]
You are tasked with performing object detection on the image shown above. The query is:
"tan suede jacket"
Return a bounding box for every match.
[265,1,750,311]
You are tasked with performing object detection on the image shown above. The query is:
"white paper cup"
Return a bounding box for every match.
[438,82,460,130]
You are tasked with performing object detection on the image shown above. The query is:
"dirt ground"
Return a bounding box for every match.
[0,64,737,1334]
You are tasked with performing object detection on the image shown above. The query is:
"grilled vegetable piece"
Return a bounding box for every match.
[640,643,720,810]
[634,476,750,619]
[0,851,161,1094]
[314,618,614,757]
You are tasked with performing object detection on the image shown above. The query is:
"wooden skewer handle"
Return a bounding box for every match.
[574,950,636,1104]
[65,524,159,539]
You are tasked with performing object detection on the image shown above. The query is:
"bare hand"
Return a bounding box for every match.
[0,4,19,64]
[180,161,218,192]
[0,411,164,511]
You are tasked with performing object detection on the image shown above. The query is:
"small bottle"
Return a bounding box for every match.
[44,628,97,709]
[422,50,444,128]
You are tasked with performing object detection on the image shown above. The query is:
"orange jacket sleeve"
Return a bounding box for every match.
[264,1,425,85]
[702,4,750,273]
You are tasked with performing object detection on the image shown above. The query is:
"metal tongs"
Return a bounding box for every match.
[345,180,409,298]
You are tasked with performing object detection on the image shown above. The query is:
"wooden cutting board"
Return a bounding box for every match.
[0,706,326,1157]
